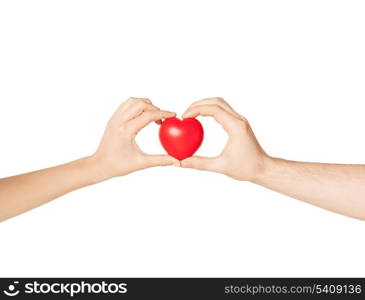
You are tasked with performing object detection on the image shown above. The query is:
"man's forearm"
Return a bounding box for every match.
[0,156,106,222]
[253,158,365,220]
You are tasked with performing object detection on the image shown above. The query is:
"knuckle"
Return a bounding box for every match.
[118,122,130,132]
[235,118,249,131]
[107,118,119,129]
[128,97,144,103]
[240,115,248,122]
[133,101,149,111]
[210,104,223,112]
[144,110,157,121]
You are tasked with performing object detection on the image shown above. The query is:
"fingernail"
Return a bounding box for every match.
[173,161,181,167]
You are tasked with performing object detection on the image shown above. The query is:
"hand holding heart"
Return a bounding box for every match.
[180,98,270,181]
[92,97,270,182]
[93,97,179,180]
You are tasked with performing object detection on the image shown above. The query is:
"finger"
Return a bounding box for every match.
[123,102,161,121]
[125,98,162,124]
[184,97,244,120]
[111,98,154,123]
[126,97,152,104]
[144,154,180,168]
[182,104,239,133]
[128,98,163,125]
[129,110,176,133]
[180,156,220,172]
[140,97,152,104]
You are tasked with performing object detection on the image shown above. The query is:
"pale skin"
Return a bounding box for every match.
[181,98,365,221]
[1,97,365,222]
[0,98,179,222]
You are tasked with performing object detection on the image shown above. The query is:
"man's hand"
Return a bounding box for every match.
[181,97,270,181]
[92,97,179,180]
[182,98,365,220]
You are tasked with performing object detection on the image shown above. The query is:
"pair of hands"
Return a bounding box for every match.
[92,97,271,182]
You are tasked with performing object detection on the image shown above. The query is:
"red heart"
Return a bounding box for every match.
[159,117,204,160]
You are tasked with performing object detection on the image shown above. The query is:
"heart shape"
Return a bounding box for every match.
[159,117,204,160]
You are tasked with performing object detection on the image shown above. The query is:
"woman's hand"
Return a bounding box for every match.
[0,97,178,221]
[181,97,271,181]
[92,97,179,180]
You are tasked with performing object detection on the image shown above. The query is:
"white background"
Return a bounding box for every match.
[1,0,364,277]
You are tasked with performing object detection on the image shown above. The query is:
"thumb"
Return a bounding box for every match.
[144,154,180,167]
[181,156,219,171]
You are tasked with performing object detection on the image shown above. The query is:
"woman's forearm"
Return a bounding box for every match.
[0,98,177,222]
[254,158,365,220]
[0,156,106,222]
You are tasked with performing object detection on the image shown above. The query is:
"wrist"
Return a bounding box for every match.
[250,155,279,184]
[81,155,114,184]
